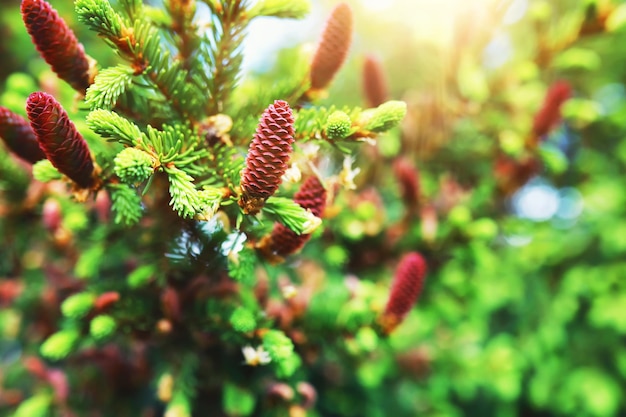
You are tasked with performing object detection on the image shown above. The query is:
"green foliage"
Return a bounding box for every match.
[11,394,51,417]
[32,159,62,182]
[227,247,256,283]
[165,166,201,218]
[222,383,256,417]
[127,264,156,288]
[90,314,117,339]
[61,292,96,318]
[249,0,311,19]
[76,0,126,40]
[325,110,353,140]
[262,329,294,362]
[109,183,143,225]
[114,147,155,184]
[229,307,256,333]
[85,64,135,110]
[263,196,321,235]
[86,109,143,147]
[359,100,407,133]
[40,329,81,360]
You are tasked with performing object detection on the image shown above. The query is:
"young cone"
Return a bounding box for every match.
[529,80,571,147]
[392,157,420,216]
[259,176,327,261]
[380,252,427,334]
[26,92,96,189]
[362,54,389,108]
[309,3,353,91]
[239,100,295,215]
[21,0,95,94]
[0,106,46,164]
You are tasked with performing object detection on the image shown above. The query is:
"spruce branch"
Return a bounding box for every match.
[262,196,321,236]
[114,147,156,184]
[197,186,224,219]
[78,0,199,119]
[109,183,143,225]
[294,105,360,143]
[138,22,205,120]
[86,109,144,147]
[85,64,135,110]
[165,0,200,73]
[145,124,207,171]
[75,0,132,55]
[358,100,407,133]
[206,0,250,114]
[165,165,201,218]
[118,0,143,21]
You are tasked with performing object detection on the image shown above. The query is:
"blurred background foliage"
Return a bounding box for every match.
[1,0,626,416]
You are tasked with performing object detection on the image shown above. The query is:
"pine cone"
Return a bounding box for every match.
[362,54,389,108]
[309,3,353,91]
[260,176,327,260]
[21,0,95,94]
[239,100,295,214]
[0,106,46,164]
[392,157,420,215]
[26,92,96,188]
[531,80,571,140]
[380,252,427,334]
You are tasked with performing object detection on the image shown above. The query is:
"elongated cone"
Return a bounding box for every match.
[0,106,46,163]
[380,252,427,334]
[239,100,295,214]
[309,3,353,91]
[260,176,327,260]
[26,92,95,188]
[21,0,95,94]
[362,54,389,108]
[529,80,571,147]
[392,157,420,216]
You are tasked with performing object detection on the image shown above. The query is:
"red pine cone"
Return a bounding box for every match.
[532,80,572,139]
[26,92,95,188]
[263,176,327,259]
[0,106,46,164]
[21,0,94,94]
[381,252,427,334]
[393,157,420,215]
[362,54,389,108]
[310,3,353,91]
[239,100,295,214]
